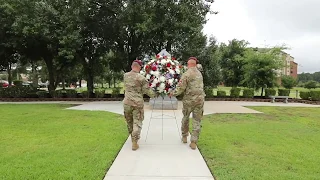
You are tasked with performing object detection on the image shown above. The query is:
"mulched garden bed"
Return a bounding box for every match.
[1,97,319,105]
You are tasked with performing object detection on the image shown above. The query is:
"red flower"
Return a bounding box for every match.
[164,56,167,59]
[179,65,182,68]
[166,63,171,67]
[145,65,150,70]
[149,83,152,87]
[156,54,160,59]
[152,66,157,71]
[172,65,176,70]
[172,57,176,60]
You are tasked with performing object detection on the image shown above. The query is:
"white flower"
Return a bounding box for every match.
[169,69,175,75]
[159,83,166,90]
[176,69,180,74]
[175,79,178,82]
[153,78,159,84]
[160,76,166,82]
[168,79,174,85]
[154,71,160,77]
[140,71,145,76]
[151,82,157,88]
[146,74,151,80]
[150,71,155,75]
[161,59,166,65]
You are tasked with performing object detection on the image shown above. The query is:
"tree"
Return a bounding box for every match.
[199,37,222,87]
[304,80,317,89]
[0,2,19,85]
[242,47,285,96]
[219,39,249,87]
[281,75,297,89]
[113,0,216,71]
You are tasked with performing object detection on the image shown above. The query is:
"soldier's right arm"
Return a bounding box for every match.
[141,76,156,98]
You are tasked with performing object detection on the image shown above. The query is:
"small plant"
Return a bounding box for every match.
[217,90,226,97]
[230,87,241,98]
[95,89,105,98]
[278,89,290,96]
[265,89,276,97]
[299,91,310,100]
[310,91,320,101]
[243,88,254,98]
[111,87,121,98]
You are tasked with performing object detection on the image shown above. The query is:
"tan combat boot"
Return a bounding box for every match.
[182,136,187,143]
[189,142,197,150]
[132,141,139,151]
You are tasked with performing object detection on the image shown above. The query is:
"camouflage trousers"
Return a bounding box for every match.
[181,102,204,143]
[123,104,144,141]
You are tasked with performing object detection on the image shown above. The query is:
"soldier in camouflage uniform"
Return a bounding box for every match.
[170,57,205,150]
[123,60,156,151]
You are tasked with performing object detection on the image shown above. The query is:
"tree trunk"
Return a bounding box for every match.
[62,77,66,90]
[87,72,94,97]
[44,57,55,92]
[108,80,111,88]
[32,62,38,88]
[261,87,264,97]
[79,79,82,88]
[7,63,12,86]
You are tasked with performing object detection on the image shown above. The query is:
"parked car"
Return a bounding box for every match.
[0,80,9,88]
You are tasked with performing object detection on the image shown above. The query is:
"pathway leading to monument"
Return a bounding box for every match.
[67,101,320,180]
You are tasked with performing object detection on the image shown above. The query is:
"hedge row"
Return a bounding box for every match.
[300,91,320,101]
[0,87,122,98]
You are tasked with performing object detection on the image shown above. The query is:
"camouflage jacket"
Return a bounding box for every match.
[123,71,156,107]
[172,67,205,105]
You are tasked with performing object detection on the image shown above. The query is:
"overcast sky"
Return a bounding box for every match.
[203,0,320,73]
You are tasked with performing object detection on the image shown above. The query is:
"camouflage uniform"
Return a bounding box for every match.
[172,67,205,143]
[123,71,156,142]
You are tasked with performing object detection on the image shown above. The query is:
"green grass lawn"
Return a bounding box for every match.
[199,107,320,180]
[0,104,128,180]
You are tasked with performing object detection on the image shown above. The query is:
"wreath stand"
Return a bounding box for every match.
[145,96,181,141]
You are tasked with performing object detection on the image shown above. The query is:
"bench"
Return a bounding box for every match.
[269,96,289,103]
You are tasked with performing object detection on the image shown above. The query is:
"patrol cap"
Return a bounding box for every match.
[133,60,143,67]
[188,57,198,63]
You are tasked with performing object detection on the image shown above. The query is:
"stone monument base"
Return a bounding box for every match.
[149,96,178,110]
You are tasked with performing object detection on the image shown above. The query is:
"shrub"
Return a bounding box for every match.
[95,89,105,98]
[304,80,317,89]
[230,87,241,98]
[36,91,48,98]
[65,89,77,98]
[82,91,89,98]
[281,75,297,89]
[265,89,276,97]
[310,91,320,101]
[243,88,254,98]
[0,86,33,98]
[204,88,214,98]
[217,90,226,97]
[111,87,121,98]
[52,90,64,98]
[0,88,7,98]
[299,91,310,100]
[13,80,23,87]
[278,89,290,96]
